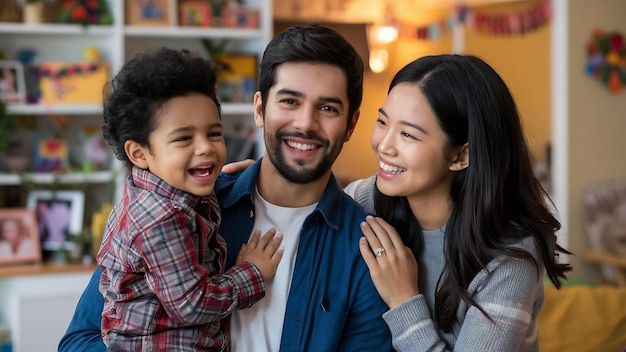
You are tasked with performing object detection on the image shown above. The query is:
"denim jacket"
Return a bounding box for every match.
[216,159,392,351]
[59,159,392,352]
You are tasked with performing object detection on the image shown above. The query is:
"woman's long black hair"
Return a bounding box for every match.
[373,54,571,332]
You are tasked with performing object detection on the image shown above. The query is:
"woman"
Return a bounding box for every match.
[345,54,571,351]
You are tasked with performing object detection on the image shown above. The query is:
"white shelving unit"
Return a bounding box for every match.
[0,1,271,351]
[0,0,271,204]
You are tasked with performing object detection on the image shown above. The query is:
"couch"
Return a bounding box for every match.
[537,283,626,351]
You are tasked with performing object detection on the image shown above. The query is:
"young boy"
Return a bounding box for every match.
[97,47,283,351]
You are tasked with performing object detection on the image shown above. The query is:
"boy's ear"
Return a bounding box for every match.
[449,143,469,171]
[125,140,149,169]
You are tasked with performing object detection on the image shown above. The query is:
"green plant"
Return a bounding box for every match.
[57,0,113,27]
[0,100,18,151]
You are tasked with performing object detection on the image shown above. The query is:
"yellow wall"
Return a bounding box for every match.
[567,0,626,282]
[334,5,453,183]
[335,1,551,180]
[464,1,551,163]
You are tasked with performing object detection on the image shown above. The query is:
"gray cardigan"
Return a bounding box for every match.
[345,175,544,352]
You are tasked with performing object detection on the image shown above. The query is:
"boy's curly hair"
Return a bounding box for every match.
[102,47,221,168]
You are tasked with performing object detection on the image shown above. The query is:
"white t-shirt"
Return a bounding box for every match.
[230,188,317,351]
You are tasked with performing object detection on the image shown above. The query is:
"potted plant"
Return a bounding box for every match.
[0,101,17,151]
[0,100,19,171]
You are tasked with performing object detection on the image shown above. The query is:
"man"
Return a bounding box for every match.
[58,24,392,352]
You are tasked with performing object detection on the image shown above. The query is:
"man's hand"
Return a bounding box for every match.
[222,159,255,174]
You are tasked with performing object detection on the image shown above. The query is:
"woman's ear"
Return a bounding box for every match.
[125,140,149,169]
[449,143,469,171]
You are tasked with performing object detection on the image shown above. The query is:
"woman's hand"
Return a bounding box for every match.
[359,216,419,309]
[221,159,255,174]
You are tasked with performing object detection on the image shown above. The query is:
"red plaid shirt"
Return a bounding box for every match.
[97,167,265,351]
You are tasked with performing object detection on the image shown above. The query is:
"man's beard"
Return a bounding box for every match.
[265,130,345,184]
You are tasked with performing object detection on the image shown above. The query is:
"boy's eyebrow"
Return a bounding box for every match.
[166,122,223,136]
[378,108,429,135]
[276,88,345,108]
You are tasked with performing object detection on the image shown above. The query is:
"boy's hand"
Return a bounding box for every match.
[236,228,284,281]
[221,159,255,174]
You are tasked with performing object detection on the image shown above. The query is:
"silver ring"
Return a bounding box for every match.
[375,247,385,257]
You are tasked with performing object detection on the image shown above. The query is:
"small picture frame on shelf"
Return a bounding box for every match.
[179,0,212,27]
[33,138,70,172]
[26,190,85,252]
[0,61,27,104]
[126,0,176,26]
[0,209,42,266]
[221,5,259,28]
[217,54,257,103]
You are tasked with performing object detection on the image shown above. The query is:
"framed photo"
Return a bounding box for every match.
[221,6,259,28]
[179,0,212,27]
[217,54,257,103]
[0,60,26,104]
[125,0,176,26]
[33,138,70,172]
[26,190,85,251]
[0,209,42,265]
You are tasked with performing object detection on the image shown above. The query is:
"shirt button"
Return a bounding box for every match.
[295,316,300,321]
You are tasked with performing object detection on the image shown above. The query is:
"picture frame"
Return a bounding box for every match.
[0,209,42,265]
[221,6,259,28]
[125,0,176,26]
[179,0,212,27]
[217,53,258,103]
[0,60,27,104]
[26,190,85,251]
[32,138,70,172]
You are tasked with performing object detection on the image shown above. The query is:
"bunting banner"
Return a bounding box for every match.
[391,0,552,41]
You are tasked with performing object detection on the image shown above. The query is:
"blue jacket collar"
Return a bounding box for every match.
[219,158,344,230]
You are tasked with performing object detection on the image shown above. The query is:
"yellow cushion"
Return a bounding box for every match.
[537,285,626,352]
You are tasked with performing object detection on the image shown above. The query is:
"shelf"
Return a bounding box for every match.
[222,103,254,115]
[6,103,251,116]
[124,26,264,39]
[7,103,103,116]
[0,22,114,35]
[0,262,97,279]
[0,171,117,185]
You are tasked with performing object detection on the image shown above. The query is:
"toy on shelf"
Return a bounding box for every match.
[39,47,109,104]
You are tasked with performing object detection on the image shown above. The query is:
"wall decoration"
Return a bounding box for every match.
[0,61,27,104]
[26,190,85,252]
[387,0,552,41]
[0,209,42,266]
[585,28,625,93]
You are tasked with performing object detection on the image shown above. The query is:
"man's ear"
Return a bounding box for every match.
[125,140,149,169]
[253,91,264,128]
[449,143,469,171]
[344,110,360,142]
